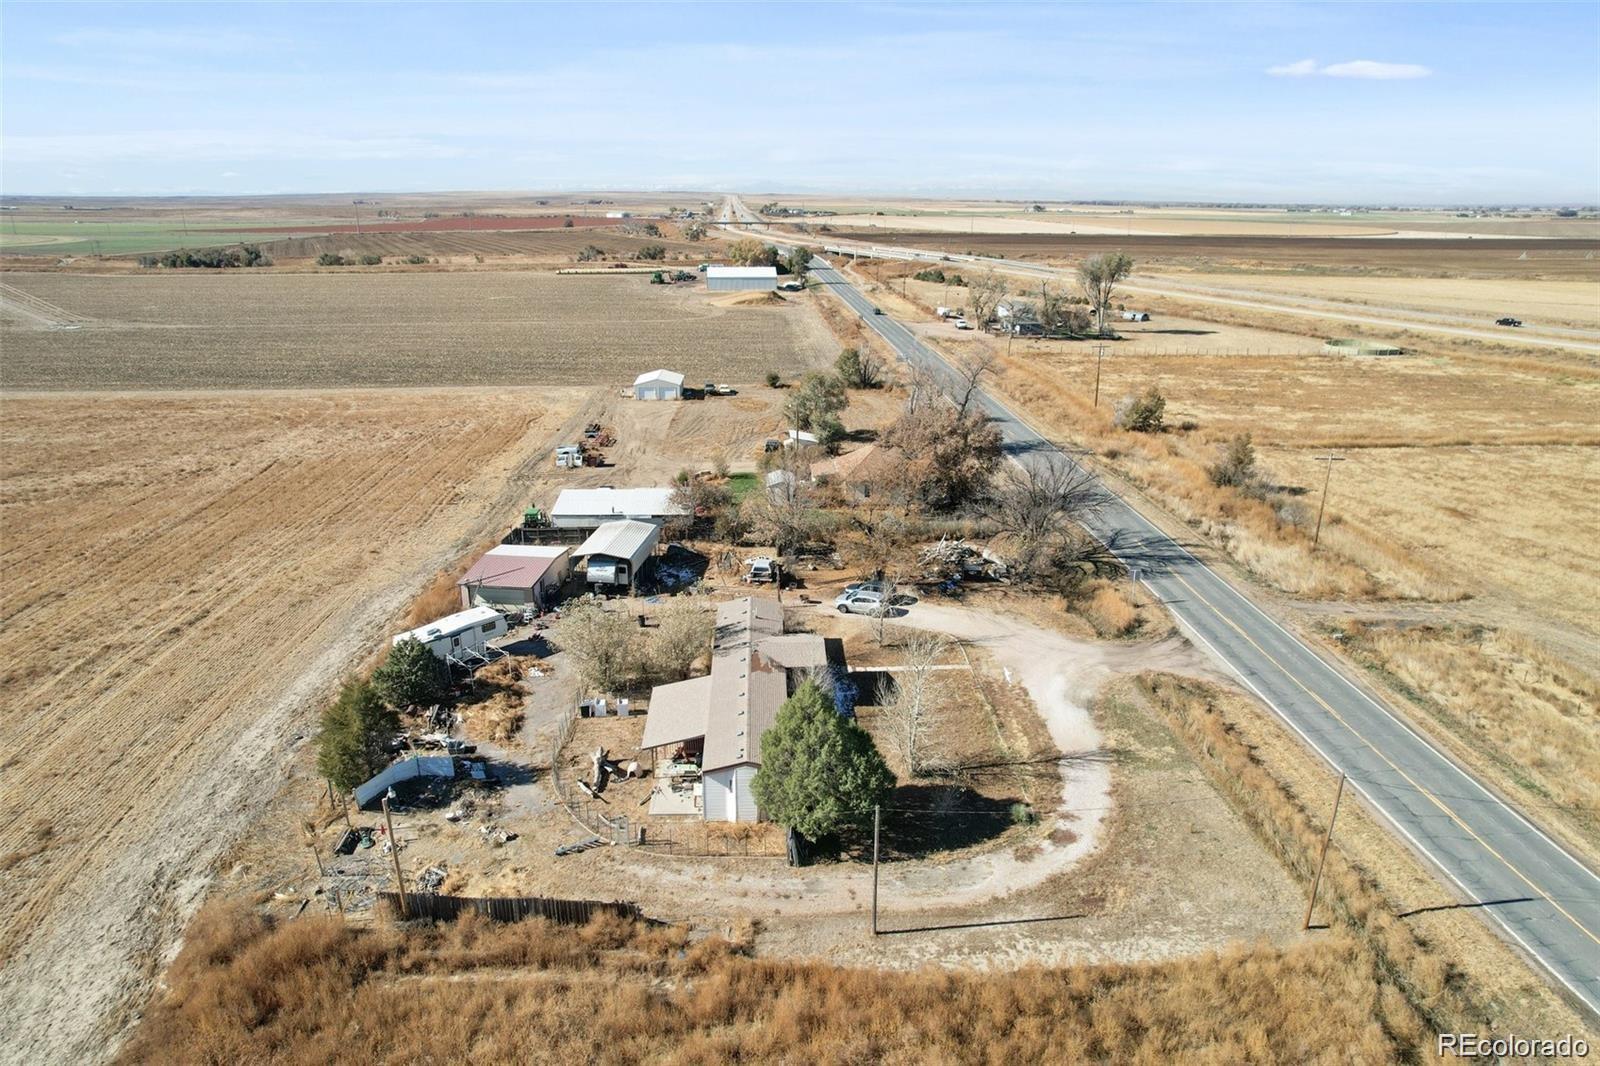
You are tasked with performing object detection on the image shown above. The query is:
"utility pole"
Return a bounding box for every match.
[382,796,408,917]
[1092,344,1108,407]
[1303,774,1346,930]
[871,804,881,935]
[1311,456,1347,551]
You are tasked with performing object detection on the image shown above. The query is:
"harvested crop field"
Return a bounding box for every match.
[0,272,837,390]
[216,214,619,234]
[0,386,583,1063]
[244,227,709,263]
[829,230,1600,279]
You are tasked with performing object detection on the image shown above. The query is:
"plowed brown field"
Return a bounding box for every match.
[0,272,836,390]
[0,387,583,1063]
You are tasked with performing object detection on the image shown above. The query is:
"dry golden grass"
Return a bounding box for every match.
[991,361,1459,601]
[121,901,1418,1064]
[1332,622,1600,842]
[1135,674,1485,1040]
[1082,580,1140,637]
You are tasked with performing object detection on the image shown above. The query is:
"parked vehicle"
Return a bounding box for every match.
[834,589,887,615]
[1495,317,1522,327]
[744,557,777,584]
[953,317,973,330]
[844,579,890,596]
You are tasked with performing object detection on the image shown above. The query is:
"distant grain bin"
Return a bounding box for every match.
[1324,338,1404,357]
[706,265,778,292]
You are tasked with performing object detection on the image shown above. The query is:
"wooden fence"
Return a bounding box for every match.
[378,891,641,925]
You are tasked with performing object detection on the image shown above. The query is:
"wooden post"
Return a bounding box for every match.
[871,804,881,936]
[383,797,408,918]
[1311,456,1346,552]
[1303,774,1346,930]
[308,839,326,878]
[1093,344,1106,407]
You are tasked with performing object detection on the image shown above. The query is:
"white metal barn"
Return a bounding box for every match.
[573,519,661,590]
[639,598,829,822]
[705,265,778,292]
[457,544,571,610]
[391,606,507,667]
[549,487,686,529]
[633,369,685,400]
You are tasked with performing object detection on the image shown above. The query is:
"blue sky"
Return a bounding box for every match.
[3,1,1596,202]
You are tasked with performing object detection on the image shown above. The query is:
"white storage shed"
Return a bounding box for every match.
[633,369,685,400]
[706,265,778,292]
[391,606,507,666]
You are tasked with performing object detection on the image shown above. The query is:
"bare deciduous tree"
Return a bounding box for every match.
[980,457,1106,577]
[967,271,1007,328]
[548,597,644,694]
[880,627,950,775]
[648,599,714,681]
[1078,252,1135,335]
[949,349,996,414]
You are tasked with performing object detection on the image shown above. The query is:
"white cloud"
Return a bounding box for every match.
[1266,58,1319,77]
[1321,60,1432,80]
[5,131,464,165]
[1268,58,1432,79]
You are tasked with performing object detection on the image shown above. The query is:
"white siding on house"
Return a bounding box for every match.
[704,768,736,822]
[703,764,760,822]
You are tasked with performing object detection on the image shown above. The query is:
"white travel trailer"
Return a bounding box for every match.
[391,606,506,668]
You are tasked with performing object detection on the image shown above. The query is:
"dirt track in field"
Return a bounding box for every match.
[0,388,585,1064]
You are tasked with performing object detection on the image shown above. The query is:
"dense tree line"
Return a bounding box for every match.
[139,244,271,269]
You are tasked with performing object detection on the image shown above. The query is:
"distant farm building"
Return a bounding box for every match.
[640,597,830,822]
[633,368,685,400]
[457,544,571,610]
[549,487,687,530]
[573,519,661,591]
[706,265,778,292]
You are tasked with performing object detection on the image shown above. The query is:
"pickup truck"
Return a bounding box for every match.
[1495,317,1522,327]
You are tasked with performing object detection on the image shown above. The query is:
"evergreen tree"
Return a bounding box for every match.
[316,679,399,792]
[371,637,447,708]
[752,681,894,840]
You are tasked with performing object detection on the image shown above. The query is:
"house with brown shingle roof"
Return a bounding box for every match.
[640,597,828,822]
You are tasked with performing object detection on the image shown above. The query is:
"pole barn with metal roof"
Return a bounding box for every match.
[706,265,778,292]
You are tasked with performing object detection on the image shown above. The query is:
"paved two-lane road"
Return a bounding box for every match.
[806,254,1600,1018]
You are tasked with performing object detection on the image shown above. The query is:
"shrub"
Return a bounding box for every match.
[1009,802,1036,825]
[405,255,428,265]
[1114,387,1166,433]
[637,243,666,261]
[576,244,605,262]
[317,252,347,267]
[359,254,383,266]
[835,347,883,389]
[765,371,781,388]
[1207,433,1257,488]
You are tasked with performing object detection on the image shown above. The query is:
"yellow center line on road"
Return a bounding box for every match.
[1168,569,1600,948]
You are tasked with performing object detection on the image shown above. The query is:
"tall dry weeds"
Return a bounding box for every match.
[1135,673,1492,1044]
[122,902,1413,1065]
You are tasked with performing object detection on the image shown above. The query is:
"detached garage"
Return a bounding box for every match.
[633,369,684,400]
[457,544,570,611]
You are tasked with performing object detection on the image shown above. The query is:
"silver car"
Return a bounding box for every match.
[834,589,888,615]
